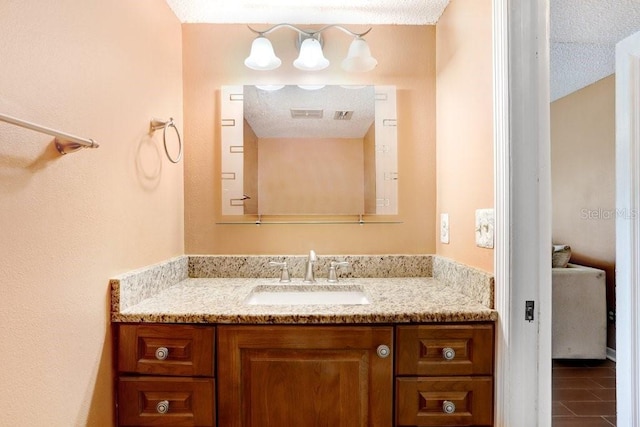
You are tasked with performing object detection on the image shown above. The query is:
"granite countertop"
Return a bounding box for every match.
[112,277,497,324]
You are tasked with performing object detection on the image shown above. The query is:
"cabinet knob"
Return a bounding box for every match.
[442,400,456,414]
[156,400,170,414]
[155,347,169,361]
[376,344,391,358]
[442,347,456,360]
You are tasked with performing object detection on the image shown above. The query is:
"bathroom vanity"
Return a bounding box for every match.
[111,255,497,427]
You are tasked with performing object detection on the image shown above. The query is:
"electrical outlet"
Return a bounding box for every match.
[440,213,450,244]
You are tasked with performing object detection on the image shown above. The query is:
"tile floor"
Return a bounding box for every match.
[552,359,616,426]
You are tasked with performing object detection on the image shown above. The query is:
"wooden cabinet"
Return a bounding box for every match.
[116,324,216,426]
[217,325,394,427]
[395,323,494,427]
[114,322,495,427]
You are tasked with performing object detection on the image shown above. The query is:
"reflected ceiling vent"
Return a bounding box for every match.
[333,110,354,120]
[290,108,323,119]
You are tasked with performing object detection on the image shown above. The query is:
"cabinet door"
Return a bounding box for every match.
[396,324,494,376]
[396,377,493,426]
[217,325,394,427]
[118,377,215,426]
[118,324,215,377]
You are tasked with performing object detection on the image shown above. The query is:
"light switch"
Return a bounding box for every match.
[440,213,450,244]
[475,208,494,248]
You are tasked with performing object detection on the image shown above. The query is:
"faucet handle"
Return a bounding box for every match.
[269,261,291,283]
[327,261,349,283]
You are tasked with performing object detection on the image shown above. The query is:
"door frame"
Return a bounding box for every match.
[496,2,640,425]
[493,0,553,425]
[615,30,640,426]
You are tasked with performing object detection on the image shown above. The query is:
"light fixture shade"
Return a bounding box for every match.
[293,38,330,71]
[341,38,378,72]
[255,84,285,91]
[245,36,282,71]
[297,84,326,90]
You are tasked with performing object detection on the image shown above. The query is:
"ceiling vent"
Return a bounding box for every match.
[333,110,354,120]
[290,109,323,119]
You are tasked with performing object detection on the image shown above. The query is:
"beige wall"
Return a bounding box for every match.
[435,0,495,272]
[183,24,436,254]
[0,1,183,425]
[551,74,616,348]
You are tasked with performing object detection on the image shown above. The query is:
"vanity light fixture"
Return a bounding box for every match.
[245,24,377,73]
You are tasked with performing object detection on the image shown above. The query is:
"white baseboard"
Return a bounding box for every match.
[606,347,616,362]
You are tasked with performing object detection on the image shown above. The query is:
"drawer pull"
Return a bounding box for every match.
[442,400,456,414]
[156,400,170,414]
[155,347,169,361]
[376,344,391,358]
[442,347,456,360]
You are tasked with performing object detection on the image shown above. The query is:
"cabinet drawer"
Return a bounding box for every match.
[396,377,493,426]
[118,377,215,426]
[396,324,493,376]
[118,324,215,376]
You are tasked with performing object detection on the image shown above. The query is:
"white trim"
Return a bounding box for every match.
[492,0,511,424]
[493,0,552,425]
[615,30,640,426]
[607,347,617,363]
[536,2,553,424]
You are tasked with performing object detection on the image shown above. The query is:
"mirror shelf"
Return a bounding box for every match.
[215,214,403,225]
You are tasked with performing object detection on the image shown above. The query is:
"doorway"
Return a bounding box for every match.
[493,1,638,426]
[548,3,640,424]
[549,73,617,425]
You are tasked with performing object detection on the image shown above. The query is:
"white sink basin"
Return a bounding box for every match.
[245,284,371,306]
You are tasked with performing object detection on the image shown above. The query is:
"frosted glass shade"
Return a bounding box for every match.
[255,84,285,91]
[341,38,378,72]
[293,38,330,71]
[245,36,282,71]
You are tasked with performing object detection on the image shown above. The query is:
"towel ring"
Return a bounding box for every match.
[150,117,183,163]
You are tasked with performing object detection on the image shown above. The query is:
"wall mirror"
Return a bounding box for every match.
[220,84,397,221]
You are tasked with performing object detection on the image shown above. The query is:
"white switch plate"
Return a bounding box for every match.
[475,208,494,248]
[440,213,450,244]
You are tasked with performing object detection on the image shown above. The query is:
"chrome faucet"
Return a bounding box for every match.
[303,250,317,283]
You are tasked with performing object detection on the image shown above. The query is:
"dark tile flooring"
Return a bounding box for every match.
[553,359,616,426]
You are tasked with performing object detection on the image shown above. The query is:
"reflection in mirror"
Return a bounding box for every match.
[220,85,397,217]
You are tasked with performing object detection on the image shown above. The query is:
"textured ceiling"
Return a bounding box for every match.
[164,0,449,24]
[550,0,640,100]
[165,0,640,102]
[243,85,375,138]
